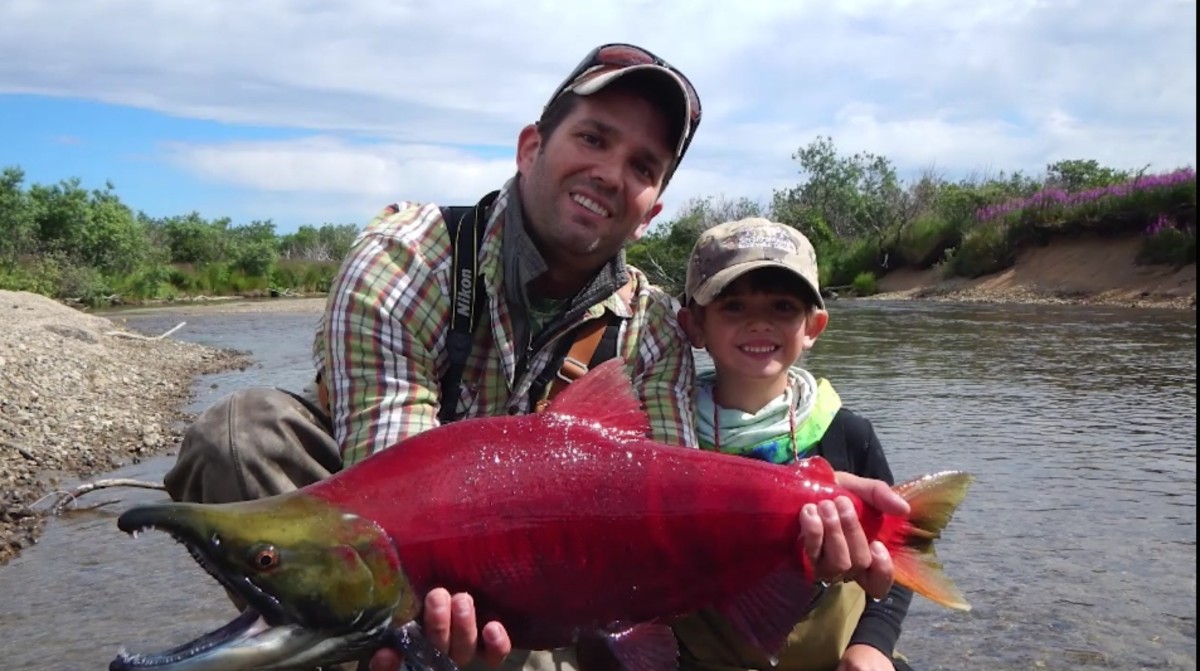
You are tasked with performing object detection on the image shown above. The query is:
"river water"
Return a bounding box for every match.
[0,300,1194,670]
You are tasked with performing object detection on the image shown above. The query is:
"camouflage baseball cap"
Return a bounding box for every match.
[684,217,823,308]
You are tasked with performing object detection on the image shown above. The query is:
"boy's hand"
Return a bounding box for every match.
[837,644,895,671]
[799,472,908,600]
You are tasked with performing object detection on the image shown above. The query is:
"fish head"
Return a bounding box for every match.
[111,493,418,671]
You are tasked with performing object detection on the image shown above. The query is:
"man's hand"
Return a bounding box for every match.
[798,472,909,600]
[370,589,512,671]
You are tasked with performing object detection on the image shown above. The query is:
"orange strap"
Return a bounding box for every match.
[535,278,635,413]
[534,317,609,413]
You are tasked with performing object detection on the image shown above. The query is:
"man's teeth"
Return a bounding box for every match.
[572,194,610,217]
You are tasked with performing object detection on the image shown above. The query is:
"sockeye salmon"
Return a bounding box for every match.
[110,358,973,671]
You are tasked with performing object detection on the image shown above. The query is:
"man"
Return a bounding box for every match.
[164,43,905,671]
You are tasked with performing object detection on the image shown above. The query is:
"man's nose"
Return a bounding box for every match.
[588,157,623,190]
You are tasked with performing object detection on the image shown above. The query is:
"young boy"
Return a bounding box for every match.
[672,217,915,671]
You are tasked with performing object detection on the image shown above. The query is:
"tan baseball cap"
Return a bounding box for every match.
[685,217,823,308]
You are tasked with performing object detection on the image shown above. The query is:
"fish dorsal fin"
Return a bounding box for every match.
[543,357,650,439]
[714,566,820,665]
[577,622,679,671]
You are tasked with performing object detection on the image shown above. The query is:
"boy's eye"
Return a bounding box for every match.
[773,299,801,313]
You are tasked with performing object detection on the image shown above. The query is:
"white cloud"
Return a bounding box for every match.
[0,0,1194,226]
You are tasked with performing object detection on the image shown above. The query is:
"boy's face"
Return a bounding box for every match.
[680,273,828,382]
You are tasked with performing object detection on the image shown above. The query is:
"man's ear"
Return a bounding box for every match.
[802,309,829,350]
[516,123,542,174]
[677,304,706,349]
[630,201,664,241]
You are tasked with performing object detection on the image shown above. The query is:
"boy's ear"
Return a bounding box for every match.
[676,305,706,349]
[802,309,829,349]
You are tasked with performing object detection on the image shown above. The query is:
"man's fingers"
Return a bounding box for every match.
[423,589,453,654]
[448,592,479,667]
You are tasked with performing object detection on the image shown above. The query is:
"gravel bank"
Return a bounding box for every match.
[861,281,1197,310]
[0,290,254,566]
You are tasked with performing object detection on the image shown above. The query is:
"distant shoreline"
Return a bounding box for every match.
[863,234,1195,311]
[91,234,1197,319]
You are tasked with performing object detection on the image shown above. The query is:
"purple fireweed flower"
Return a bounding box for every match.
[1145,214,1173,236]
[977,168,1197,223]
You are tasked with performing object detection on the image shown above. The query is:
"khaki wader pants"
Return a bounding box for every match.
[164,386,581,671]
[673,583,867,671]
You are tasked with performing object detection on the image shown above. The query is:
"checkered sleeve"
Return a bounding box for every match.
[321,204,450,466]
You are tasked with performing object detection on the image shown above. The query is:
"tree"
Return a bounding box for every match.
[0,167,38,261]
[1046,159,1131,193]
[771,136,909,241]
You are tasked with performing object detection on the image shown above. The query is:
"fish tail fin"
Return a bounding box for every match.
[889,471,974,612]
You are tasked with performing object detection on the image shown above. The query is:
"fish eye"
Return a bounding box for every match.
[253,546,280,571]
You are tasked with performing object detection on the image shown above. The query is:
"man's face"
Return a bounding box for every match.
[516,87,672,273]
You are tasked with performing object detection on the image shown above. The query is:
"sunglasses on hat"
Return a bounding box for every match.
[546,43,703,164]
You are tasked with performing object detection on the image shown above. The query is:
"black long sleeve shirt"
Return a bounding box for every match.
[814,408,914,656]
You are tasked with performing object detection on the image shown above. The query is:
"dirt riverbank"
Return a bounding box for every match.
[866,234,1196,310]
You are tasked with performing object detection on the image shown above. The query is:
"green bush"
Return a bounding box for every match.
[898,212,960,267]
[56,263,115,306]
[271,259,340,293]
[1138,228,1197,267]
[952,224,1014,278]
[820,238,881,288]
[851,271,878,296]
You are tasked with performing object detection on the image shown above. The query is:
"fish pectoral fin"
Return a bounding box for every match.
[714,566,820,665]
[577,622,679,671]
[379,621,460,671]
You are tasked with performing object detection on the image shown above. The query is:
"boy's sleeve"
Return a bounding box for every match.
[846,415,915,657]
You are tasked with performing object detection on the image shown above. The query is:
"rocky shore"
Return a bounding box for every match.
[0,290,254,566]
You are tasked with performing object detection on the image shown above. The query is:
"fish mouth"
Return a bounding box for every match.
[111,506,382,670]
[108,608,283,670]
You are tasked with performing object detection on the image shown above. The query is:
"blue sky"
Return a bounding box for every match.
[1,0,1195,234]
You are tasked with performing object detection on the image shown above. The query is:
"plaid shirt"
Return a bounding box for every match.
[314,181,697,466]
